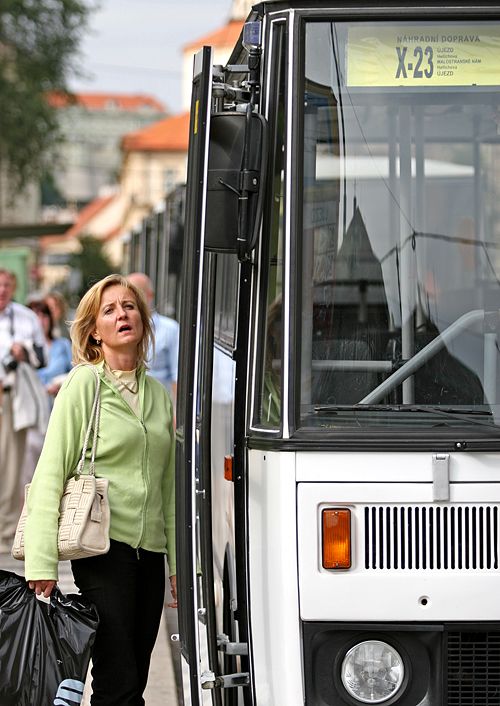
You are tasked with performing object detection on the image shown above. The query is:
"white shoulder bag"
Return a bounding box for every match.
[12,365,110,562]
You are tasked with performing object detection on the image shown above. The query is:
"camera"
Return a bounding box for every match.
[2,354,18,372]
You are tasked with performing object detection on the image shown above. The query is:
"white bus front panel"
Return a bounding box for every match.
[297,452,500,622]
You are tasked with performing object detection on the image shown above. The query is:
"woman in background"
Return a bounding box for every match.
[22,299,72,485]
[28,299,72,393]
[46,290,71,339]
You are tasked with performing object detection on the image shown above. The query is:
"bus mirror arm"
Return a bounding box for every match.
[239,112,268,259]
[213,82,251,103]
[237,102,256,261]
[237,47,266,259]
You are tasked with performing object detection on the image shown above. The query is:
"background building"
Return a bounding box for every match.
[37,0,254,291]
[116,0,249,241]
[47,92,167,207]
[120,112,190,234]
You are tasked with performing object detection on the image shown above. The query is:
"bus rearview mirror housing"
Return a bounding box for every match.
[205,111,267,255]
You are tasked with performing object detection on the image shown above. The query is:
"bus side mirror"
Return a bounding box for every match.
[205,111,267,255]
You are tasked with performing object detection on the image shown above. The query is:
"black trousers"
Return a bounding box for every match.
[72,540,166,706]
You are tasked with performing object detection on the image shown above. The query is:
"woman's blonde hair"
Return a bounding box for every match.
[71,274,153,367]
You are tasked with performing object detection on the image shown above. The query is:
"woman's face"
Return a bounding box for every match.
[94,285,144,356]
[46,296,62,322]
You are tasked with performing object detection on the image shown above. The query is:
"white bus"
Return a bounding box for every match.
[175,2,500,705]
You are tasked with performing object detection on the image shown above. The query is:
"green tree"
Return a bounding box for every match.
[0,1,94,191]
[69,235,115,301]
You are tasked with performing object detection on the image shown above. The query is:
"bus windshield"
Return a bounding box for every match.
[299,19,500,431]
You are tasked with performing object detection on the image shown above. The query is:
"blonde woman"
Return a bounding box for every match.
[24,274,176,706]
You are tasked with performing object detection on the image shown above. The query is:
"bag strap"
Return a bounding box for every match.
[75,365,101,477]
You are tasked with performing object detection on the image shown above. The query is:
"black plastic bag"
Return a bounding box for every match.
[0,570,98,706]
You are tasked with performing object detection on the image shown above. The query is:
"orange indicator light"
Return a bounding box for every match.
[224,455,233,482]
[322,509,351,569]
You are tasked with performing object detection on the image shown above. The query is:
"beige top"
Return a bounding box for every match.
[104,364,141,416]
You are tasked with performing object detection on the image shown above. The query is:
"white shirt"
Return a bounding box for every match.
[0,302,47,383]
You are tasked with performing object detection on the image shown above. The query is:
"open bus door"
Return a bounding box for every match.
[175,45,214,706]
[176,27,267,705]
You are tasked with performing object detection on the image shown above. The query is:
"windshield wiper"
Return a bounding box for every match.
[315,404,403,413]
[415,407,492,416]
[314,404,499,430]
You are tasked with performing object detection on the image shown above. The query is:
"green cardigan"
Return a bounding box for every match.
[24,361,175,581]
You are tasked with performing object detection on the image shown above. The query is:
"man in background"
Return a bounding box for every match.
[0,269,47,552]
[127,272,179,403]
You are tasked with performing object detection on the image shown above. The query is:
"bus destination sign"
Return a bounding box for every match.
[347,25,500,87]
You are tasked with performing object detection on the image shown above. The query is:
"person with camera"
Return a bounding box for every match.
[0,269,47,553]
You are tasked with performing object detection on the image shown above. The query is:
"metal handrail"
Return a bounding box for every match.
[360,309,485,404]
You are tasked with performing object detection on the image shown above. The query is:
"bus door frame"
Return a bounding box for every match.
[176,45,214,706]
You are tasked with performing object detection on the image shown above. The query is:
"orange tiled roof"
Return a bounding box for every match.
[103,224,123,242]
[47,92,166,113]
[40,194,116,246]
[184,19,244,52]
[122,112,190,153]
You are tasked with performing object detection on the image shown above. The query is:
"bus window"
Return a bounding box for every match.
[214,253,238,349]
[256,22,287,429]
[299,20,500,430]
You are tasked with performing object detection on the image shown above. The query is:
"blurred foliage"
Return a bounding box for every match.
[69,235,115,300]
[0,1,95,192]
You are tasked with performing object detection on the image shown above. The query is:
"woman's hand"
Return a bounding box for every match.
[11,343,27,363]
[46,381,62,396]
[28,580,56,598]
[168,575,177,608]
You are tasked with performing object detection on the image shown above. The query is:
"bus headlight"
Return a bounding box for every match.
[341,640,405,703]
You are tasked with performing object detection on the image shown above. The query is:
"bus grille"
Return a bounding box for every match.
[363,505,500,570]
[447,631,500,705]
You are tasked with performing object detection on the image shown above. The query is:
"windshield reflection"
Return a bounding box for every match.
[300,21,500,430]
